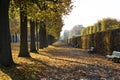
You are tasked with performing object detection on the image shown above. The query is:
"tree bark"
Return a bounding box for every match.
[43,24,47,47]
[39,21,47,49]
[35,20,39,50]
[39,23,44,49]
[14,32,17,42]
[0,0,15,67]
[30,20,37,53]
[18,1,30,57]
[47,35,55,45]
[12,35,15,42]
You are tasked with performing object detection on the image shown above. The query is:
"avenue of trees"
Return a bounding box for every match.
[0,0,73,67]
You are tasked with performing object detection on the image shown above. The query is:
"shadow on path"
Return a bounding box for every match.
[0,56,120,80]
[0,41,120,80]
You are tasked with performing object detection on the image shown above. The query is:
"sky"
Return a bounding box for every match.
[61,0,120,35]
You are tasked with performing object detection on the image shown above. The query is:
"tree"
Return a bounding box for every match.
[35,20,39,50]
[47,34,55,45]
[101,18,119,31]
[0,0,15,67]
[39,21,47,49]
[13,0,73,52]
[30,19,37,53]
[9,0,20,35]
[18,0,30,57]
[63,30,69,40]
[69,25,83,38]
[33,0,73,48]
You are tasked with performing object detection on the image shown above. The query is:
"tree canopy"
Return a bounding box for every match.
[9,0,73,38]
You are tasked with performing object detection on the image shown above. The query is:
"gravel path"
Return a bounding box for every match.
[36,41,120,80]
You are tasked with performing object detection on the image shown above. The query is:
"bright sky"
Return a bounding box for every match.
[61,0,120,35]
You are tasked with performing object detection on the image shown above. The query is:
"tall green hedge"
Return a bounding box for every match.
[67,28,120,55]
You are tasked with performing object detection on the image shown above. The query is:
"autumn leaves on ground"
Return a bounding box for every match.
[0,41,120,80]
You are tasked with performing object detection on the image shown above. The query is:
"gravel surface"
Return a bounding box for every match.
[37,41,120,80]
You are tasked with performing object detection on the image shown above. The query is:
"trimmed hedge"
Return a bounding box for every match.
[67,28,120,55]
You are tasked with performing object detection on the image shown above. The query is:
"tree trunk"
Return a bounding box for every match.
[39,23,44,49]
[47,35,55,45]
[12,35,14,42]
[43,24,47,47]
[14,32,17,42]
[30,20,37,53]
[39,21,47,49]
[18,1,30,57]
[35,20,39,50]
[0,0,15,67]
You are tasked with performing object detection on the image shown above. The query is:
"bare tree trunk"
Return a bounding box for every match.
[35,20,39,50]
[43,24,47,47]
[47,35,55,45]
[30,19,37,53]
[12,35,15,42]
[0,0,15,67]
[39,23,44,49]
[36,20,49,50]
[14,32,17,42]
[39,21,47,49]
[18,1,30,57]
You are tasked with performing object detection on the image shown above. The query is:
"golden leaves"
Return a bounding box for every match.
[1,42,120,80]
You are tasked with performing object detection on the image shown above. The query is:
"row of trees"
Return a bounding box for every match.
[0,0,73,67]
[69,25,83,38]
[80,18,120,36]
[62,25,83,41]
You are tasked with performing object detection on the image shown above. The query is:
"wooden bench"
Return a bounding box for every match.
[74,44,79,48]
[106,51,120,62]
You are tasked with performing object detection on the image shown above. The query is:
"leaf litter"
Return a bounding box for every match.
[0,41,120,80]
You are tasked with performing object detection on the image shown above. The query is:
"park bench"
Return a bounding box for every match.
[74,44,79,48]
[106,51,120,63]
[88,47,94,53]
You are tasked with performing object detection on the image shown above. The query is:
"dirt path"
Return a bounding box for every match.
[36,41,120,80]
[1,41,120,80]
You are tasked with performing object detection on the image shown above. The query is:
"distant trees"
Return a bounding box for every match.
[61,25,84,41]
[63,30,69,40]
[80,18,120,36]
[9,0,20,42]
[69,25,84,38]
